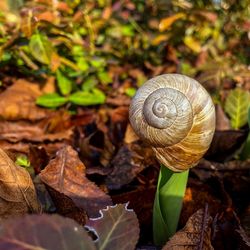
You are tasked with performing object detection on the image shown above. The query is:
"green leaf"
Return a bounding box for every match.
[36,93,67,108]
[15,155,30,168]
[77,57,89,71]
[69,88,106,106]
[153,166,189,246]
[225,88,250,129]
[29,33,53,64]
[56,69,72,95]
[121,25,134,36]
[82,77,98,91]
[97,71,112,85]
[90,58,106,69]
[125,87,136,97]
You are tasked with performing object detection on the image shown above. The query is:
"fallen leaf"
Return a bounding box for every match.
[39,145,112,218]
[0,148,40,219]
[205,130,248,162]
[105,144,147,190]
[0,120,72,143]
[109,106,129,123]
[163,206,213,250]
[0,214,95,250]
[159,13,186,32]
[112,185,156,239]
[0,79,50,121]
[44,185,88,226]
[86,203,139,250]
[184,36,202,53]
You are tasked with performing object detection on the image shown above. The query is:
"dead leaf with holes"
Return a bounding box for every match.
[0,148,40,219]
[39,145,112,218]
[86,203,140,250]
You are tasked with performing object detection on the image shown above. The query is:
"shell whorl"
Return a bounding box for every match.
[129,74,215,172]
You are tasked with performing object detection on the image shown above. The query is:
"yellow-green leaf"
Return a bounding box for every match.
[36,93,67,108]
[56,69,72,95]
[225,88,250,129]
[29,33,53,64]
[159,13,185,32]
[184,36,201,53]
[69,88,106,106]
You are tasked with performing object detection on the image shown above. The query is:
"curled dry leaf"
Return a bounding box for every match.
[0,214,95,250]
[0,148,40,219]
[163,207,213,250]
[86,203,140,250]
[0,79,50,121]
[39,145,112,218]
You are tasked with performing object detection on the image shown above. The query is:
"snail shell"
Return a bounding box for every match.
[129,74,215,172]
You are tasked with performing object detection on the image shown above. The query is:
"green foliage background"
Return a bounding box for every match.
[0,0,250,116]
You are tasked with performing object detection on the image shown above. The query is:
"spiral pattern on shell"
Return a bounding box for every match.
[129,74,215,172]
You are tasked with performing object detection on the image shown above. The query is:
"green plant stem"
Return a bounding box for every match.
[153,165,189,246]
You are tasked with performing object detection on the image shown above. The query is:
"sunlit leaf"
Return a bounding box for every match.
[151,34,169,46]
[184,36,201,53]
[125,87,136,97]
[159,13,185,32]
[82,77,98,91]
[225,88,250,129]
[77,57,89,71]
[121,25,134,36]
[29,33,53,64]
[90,58,106,69]
[15,154,30,168]
[39,146,112,218]
[86,204,139,250]
[36,93,67,108]
[0,149,40,219]
[56,69,72,95]
[69,88,106,106]
[97,71,112,85]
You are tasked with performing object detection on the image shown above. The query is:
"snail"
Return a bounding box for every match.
[129,74,215,172]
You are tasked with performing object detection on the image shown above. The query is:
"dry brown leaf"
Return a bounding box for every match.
[0,79,50,121]
[105,143,154,190]
[0,140,70,156]
[39,145,112,218]
[0,120,72,143]
[0,148,40,219]
[163,207,213,250]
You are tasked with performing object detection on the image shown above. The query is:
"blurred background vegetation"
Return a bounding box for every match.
[0,0,249,123]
